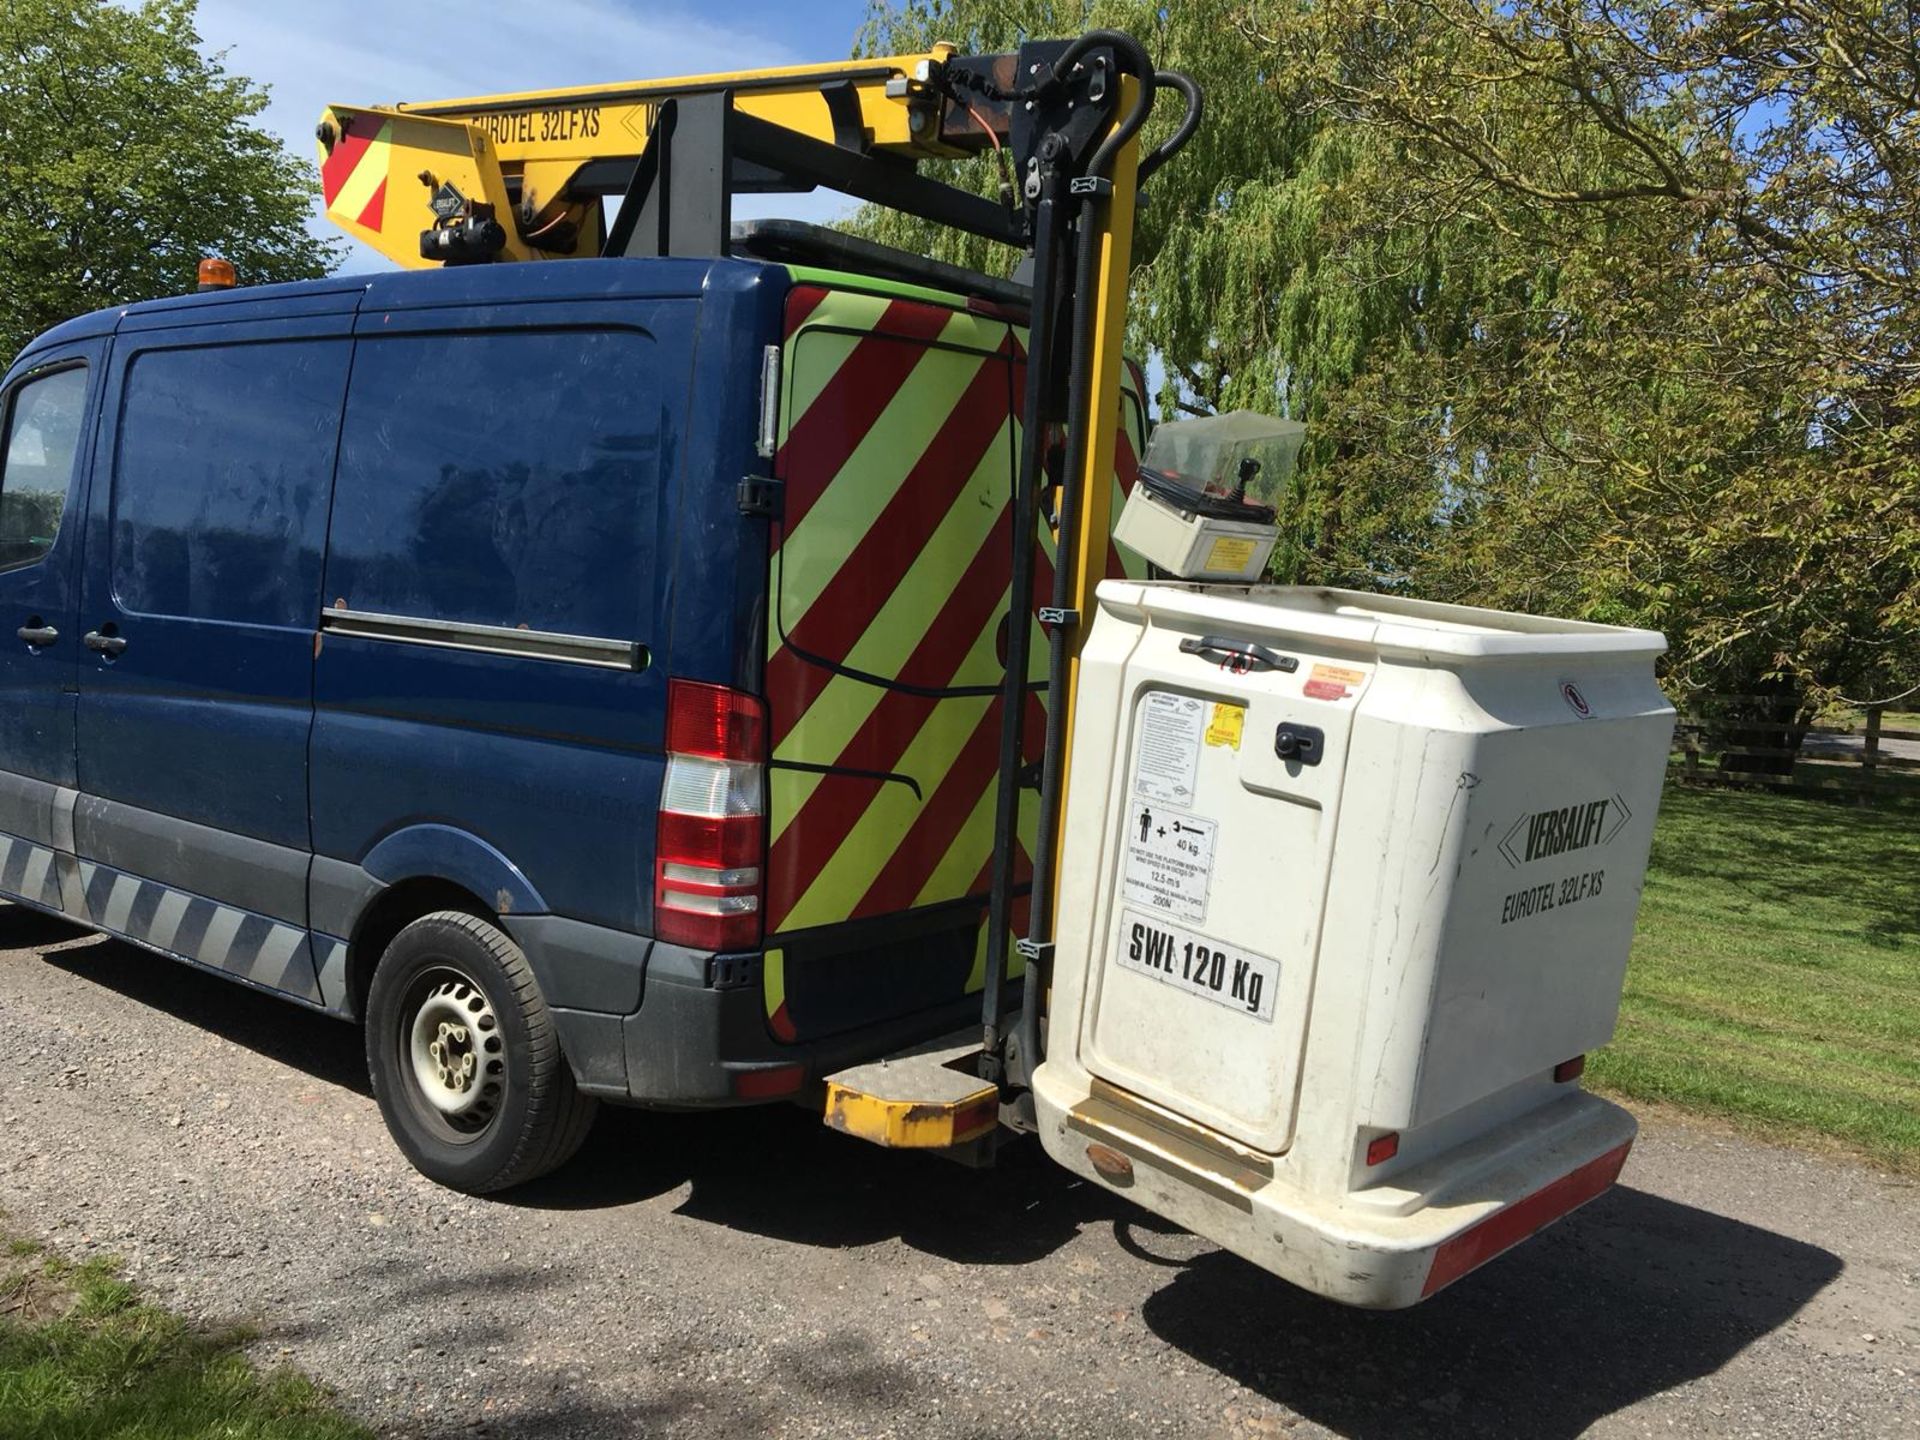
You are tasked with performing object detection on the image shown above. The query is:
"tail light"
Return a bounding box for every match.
[656,680,766,951]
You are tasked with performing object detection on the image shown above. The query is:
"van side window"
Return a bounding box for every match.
[327,329,657,640]
[0,365,88,573]
[113,341,345,626]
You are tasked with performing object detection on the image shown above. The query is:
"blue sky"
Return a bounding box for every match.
[193,0,880,268]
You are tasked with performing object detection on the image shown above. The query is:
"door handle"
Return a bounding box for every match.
[83,629,127,656]
[16,622,58,647]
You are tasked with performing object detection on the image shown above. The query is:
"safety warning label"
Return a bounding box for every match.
[1133,691,1204,806]
[1123,802,1217,923]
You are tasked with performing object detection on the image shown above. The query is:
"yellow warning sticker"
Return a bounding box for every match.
[1309,662,1368,688]
[1205,702,1245,750]
[1203,535,1259,573]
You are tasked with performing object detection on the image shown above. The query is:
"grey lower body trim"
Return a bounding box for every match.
[309,854,384,941]
[0,769,60,849]
[312,934,351,1014]
[549,1008,630,1095]
[505,914,653,1015]
[74,795,308,924]
[51,785,76,853]
[612,968,990,1108]
[0,830,66,911]
[0,825,323,1007]
[73,858,322,1003]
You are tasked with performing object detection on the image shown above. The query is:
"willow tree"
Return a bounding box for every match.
[1262,0,1920,720]
[851,0,1459,590]
[854,1,1919,719]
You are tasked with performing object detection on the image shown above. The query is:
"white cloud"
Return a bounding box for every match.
[194,0,855,273]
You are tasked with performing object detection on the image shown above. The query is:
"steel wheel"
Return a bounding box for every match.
[403,969,507,1135]
[367,911,598,1192]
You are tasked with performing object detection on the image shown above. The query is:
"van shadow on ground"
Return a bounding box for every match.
[553,1107,1844,1438]
[1137,1181,1842,1439]
[33,926,371,1097]
[28,922,1120,1266]
[29,918,1843,1436]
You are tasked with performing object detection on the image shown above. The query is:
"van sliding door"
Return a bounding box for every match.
[72,309,356,1002]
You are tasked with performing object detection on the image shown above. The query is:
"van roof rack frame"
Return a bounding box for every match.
[728,219,1032,309]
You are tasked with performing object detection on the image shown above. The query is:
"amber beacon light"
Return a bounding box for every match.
[196,257,237,292]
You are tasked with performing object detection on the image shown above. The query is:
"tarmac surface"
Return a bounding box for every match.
[2,906,1915,1437]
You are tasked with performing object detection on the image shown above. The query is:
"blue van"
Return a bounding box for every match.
[0,250,1147,1190]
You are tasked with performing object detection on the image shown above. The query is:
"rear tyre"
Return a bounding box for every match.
[365,910,598,1193]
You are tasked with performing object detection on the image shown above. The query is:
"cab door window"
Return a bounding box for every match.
[0,366,87,573]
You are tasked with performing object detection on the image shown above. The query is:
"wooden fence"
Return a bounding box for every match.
[1671,696,1920,801]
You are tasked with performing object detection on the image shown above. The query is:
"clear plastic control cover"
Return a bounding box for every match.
[1139,409,1306,514]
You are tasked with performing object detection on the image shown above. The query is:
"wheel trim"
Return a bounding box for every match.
[401,969,507,1136]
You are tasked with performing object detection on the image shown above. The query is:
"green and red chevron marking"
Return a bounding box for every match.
[762,283,1146,946]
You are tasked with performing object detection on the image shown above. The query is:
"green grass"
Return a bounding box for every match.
[1589,784,1920,1173]
[1831,706,1920,733]
[0,1241,367,1440]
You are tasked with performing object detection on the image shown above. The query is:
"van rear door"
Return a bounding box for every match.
[761,279,1146,1043]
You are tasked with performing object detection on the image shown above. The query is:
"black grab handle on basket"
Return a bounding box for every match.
[1179,635,1298,673]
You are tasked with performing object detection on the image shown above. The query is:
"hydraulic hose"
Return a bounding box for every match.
[980,190,1067,1080]
[990,31,1201,1091]
[1013,139,1110,1092]
[1138,70,1203,186]
[1053,29,1157,180]
[1010,55,1207,1090]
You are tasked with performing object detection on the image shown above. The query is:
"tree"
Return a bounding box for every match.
[1262,1,1919,736]
[852,1,1919,728]
[0,0,340,362]
[852,1,1457,590]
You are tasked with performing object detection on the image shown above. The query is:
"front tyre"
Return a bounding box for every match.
[365,910,597,1193]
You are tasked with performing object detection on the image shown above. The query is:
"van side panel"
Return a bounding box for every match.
[659,262,793,696]
[310,298,692,942]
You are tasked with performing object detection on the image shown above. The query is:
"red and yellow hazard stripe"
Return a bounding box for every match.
[761,282,1145,960]
[319,114,394,234]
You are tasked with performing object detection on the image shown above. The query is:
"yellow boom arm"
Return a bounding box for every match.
[316,49,996,267]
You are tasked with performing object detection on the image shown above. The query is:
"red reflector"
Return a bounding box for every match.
[733,1063,804,1099]
[667,679,765,760]
[1554,1055,1586,1083]
[952,1092,1001,1141]
[654,905,758,951]
[1421,1140,1632,1298]
[1365,1132,1399,1166]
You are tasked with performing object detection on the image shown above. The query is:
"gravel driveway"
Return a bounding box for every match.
[2,907,1915,1438]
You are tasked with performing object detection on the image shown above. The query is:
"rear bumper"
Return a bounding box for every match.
[1032,1064,1635,1309]
[541,939,986,1108]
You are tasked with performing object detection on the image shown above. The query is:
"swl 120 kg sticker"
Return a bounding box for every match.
[1117,910,1279,1022]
